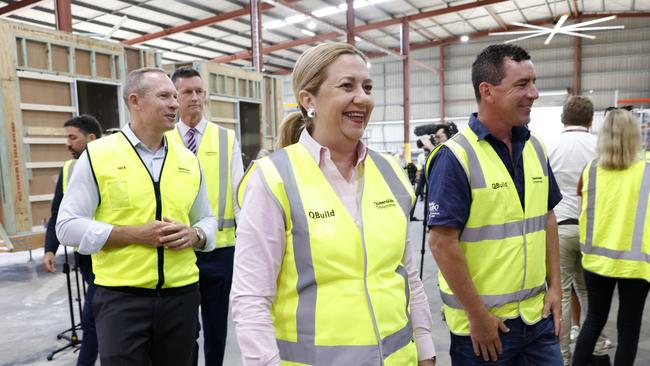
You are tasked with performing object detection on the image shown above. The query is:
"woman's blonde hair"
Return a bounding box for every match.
[277,43,369,148]
[597,109,641,170]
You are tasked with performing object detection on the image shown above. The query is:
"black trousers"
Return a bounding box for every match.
[192,246,234,366]
[572,270,649,366]
[93,285,200,366]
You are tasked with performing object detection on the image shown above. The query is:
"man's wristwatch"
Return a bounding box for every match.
[192,227,205,249]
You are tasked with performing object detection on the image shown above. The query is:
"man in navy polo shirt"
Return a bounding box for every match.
[426,44,563,365]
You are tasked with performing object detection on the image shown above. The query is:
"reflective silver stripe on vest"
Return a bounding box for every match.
[584,161,597,248]
[268,149,412,365]
[217,128,234,230]
[529,135,548,176]
[367,150,412,218]
[451,133,487,189]
[581,162,650,263]
[632,163,650,252]
[460,214,547,243]
[440,284,546,310]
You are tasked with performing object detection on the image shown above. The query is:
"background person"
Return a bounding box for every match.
[167,66,244,366]
[56,67,217,366]
[547,95,610,365]
[572,109,650,366]
[231,42,436,366]
[42,114,101,366]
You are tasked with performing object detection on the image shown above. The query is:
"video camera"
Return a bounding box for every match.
[414,122,458,148]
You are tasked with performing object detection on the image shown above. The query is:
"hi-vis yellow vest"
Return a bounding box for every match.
[167,123,236,248]
[426,127,549,335]
[238,143,417,366]
[62,159,76,193]
[579,160,650,282]
[87,132,201,289]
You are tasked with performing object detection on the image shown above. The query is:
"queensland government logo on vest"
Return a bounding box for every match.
[374,198,396,209]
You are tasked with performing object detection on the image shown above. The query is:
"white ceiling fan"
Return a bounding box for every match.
[76,15,128,41]
[489,15,624,45]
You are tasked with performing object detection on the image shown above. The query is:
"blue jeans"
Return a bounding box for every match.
[450,316,563,365]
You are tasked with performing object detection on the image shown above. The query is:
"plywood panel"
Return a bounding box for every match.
[226,77,236,95]
[26,40,47,69]
[96,53,111,78]
[215,121,236,130]
[52,45,69,73]
[125,48,140,73]
[239,79,246,97]
[210,100,236,119]
[31,201,51,228]
[29,167,60,196]
[75,49,91,76]
[15,38,24,66]
[19,78,71,106]
[22,110,72,129]
[29,144,69,162]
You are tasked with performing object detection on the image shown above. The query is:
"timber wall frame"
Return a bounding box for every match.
[0,18,159,251]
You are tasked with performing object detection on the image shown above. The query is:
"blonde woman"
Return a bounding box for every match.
[231,43,436,365]
[572,109,650,366]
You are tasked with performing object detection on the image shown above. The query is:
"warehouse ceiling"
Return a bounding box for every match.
[0,0,648,73]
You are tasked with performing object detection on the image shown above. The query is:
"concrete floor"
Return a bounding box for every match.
[1,200,649,365]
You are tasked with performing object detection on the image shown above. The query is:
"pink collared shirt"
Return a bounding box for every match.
[231,129,435,365]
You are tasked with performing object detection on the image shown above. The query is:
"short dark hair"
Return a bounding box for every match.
[171,66,201,84]
[434,122,459,139]
[561,96,593,127]
[471,44,532,102]
[64,114,102,138]
[435,125,451,139]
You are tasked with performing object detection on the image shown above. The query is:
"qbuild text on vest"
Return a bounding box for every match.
[309,209,335,219]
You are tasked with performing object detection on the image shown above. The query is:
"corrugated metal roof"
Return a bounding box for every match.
[0,0,646,73]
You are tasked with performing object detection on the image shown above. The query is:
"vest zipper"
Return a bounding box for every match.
[120,132,169,295]
[356,179,385,365]
[154,181,164,295]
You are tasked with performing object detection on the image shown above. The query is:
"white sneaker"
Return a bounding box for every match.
[570,325,580,342]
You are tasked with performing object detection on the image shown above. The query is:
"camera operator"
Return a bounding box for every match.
[411,123,457,220]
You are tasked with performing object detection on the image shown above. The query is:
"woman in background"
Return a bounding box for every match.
[572,109,650,366]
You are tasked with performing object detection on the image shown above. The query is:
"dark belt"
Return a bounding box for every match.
[558,218,579,226]
[96,282,198,296]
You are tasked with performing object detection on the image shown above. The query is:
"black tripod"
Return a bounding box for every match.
[47,246,83,361]
[419,183,428,279]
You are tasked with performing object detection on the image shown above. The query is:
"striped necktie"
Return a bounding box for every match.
[187,128,198,155]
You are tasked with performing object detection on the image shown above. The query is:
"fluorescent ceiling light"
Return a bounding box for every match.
[538,90,568,97]
[265,0,393,30]
[312,6,339,17]
[264,20,286,29]
[460,35,469,42]
[307,21,316,30]
[301,29,315,36]
[285,14,308,24]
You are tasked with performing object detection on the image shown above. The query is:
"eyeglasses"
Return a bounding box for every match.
[604,105,633,116]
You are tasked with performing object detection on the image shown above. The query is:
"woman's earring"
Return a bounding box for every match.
[307,107,315,118]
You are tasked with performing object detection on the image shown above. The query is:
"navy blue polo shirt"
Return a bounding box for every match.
[426,113,562,229]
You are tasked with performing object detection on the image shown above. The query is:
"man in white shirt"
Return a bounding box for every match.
[548,95,608,365]
[56,68,217,366]
[168,66,244,366]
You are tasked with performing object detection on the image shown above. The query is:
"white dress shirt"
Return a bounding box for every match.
[176,118,244,225]
[548,125,597,222]
[56,124,217,254]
